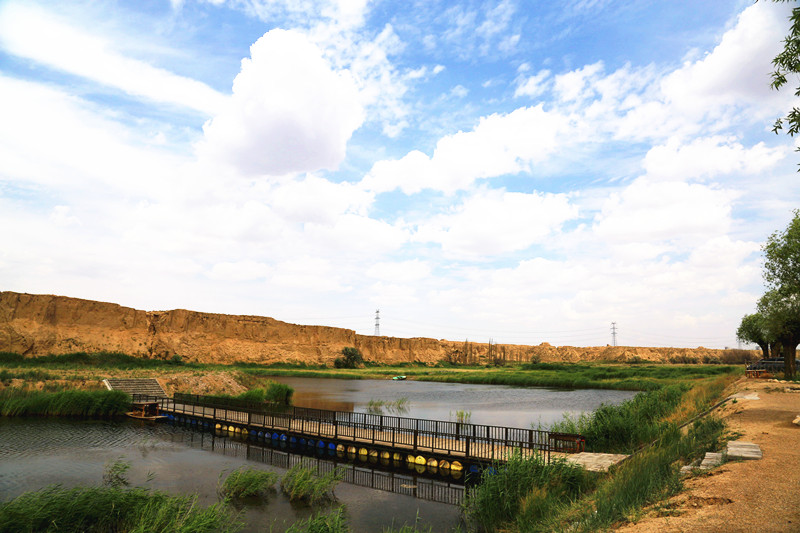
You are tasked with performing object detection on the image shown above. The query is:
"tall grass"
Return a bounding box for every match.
[366,397,409,414]
[549,384,689,453]
[0,485,240,533]
[0,368,58,383]
[236,383,294,404]
[0,388,131,417]
[218,467,278,498]
[280,464,344,505]
[463,451,596,532]
[285,507,349,533]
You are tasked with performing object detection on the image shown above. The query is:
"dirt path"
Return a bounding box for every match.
[617,378,800,533]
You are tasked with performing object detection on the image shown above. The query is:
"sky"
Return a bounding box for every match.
[0,0,798,349]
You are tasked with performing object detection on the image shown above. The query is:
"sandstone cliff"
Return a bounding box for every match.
[0,291,743,364]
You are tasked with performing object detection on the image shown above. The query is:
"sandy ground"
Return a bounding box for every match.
[617,378,800,533]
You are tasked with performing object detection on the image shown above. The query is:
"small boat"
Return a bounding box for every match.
[126,400,168,421]
[392,375,407,381]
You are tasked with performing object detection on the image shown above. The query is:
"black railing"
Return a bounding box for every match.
[134,393,584,463]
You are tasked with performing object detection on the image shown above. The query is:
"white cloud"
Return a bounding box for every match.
[593,178,739,247]
[200,29,364,176]
[415,189,578,257]
[0,2,227,115]
[208,261,271,281]
[361,105,566,194]
[366,260,432,282]
[643,137,786,181]
[515,69,551,98]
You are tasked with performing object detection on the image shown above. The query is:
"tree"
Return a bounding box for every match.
[763,209,800,296]
[736,313,772,359]
[770,2,800,140]
[333,347,363,369]
[757,290,800,377]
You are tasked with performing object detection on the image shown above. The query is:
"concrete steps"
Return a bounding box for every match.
[103,378,167,398]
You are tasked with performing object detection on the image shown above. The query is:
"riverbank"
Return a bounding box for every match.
[615,378,800,533]
[0,351,745,395]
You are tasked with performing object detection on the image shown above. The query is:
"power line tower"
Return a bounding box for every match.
[611,322,617,347]
[374,309,380,336]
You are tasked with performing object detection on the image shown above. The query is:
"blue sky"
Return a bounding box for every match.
[1,0,798,348]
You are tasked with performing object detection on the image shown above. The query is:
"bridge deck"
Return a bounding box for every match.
[132,393,595,468]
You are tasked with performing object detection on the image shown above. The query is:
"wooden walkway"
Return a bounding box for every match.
[133,393,589,470]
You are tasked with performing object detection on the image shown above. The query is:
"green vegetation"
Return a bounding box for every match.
[333,347,364,369]
[464,381,730,532]
[451,409,471,424]
[280,464,344,505]
[738,210,800,377]
[366,397,409,414]
[236,362,741,392]
[463,452,596,532]
[0,351,195,370]
[0,485,239,533]
[285,507,349,533]
[0,388,131,417]
[219,466,278,499]
[236,383,294,404]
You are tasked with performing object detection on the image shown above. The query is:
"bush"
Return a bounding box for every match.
[333,347,363,369]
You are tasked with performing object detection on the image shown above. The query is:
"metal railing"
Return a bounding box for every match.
[133,393,585,463]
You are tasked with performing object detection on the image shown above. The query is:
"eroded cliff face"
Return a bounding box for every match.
[0,291,740,364]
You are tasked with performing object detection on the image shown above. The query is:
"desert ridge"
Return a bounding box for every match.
[0,291,742,365]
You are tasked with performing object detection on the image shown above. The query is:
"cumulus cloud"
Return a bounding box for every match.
[200,29,364,176]
[643,137,786,181]
[361,105,566,194]
[592,178,739,247]
[415,189,578,257]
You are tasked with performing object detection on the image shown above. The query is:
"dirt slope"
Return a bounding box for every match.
[0,291,743,365]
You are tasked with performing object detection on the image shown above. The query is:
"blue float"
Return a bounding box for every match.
[271,433,279,440]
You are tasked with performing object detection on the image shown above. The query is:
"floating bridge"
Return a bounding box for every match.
[131,392,598,473]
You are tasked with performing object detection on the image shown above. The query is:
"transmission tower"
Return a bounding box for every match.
[611,322,617,347]
[374,309,380,336]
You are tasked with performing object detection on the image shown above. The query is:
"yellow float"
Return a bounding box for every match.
[415,455,426,465]
[450,461,463,471]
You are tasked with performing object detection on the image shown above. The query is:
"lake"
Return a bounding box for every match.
[0,379,637,531]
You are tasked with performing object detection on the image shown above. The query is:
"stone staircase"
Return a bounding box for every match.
[103,378,167,398]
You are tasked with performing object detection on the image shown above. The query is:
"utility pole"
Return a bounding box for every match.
[611,322,617,347]
[374,309,380,336]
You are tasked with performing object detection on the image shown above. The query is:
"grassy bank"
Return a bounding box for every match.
[238,362,741,391]
[0,388,131,417]
[463,375,732,532]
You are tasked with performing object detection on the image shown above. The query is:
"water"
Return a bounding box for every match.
[0,417,461,532]
[0,380,637,531]
[271,377,638,428]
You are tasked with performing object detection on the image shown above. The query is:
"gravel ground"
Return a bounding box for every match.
[616,378,800,533]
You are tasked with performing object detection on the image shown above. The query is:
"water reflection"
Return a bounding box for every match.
[270,377,638,428]
[170,422,466,506]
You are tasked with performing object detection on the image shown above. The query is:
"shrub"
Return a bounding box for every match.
[333,347,363,369]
